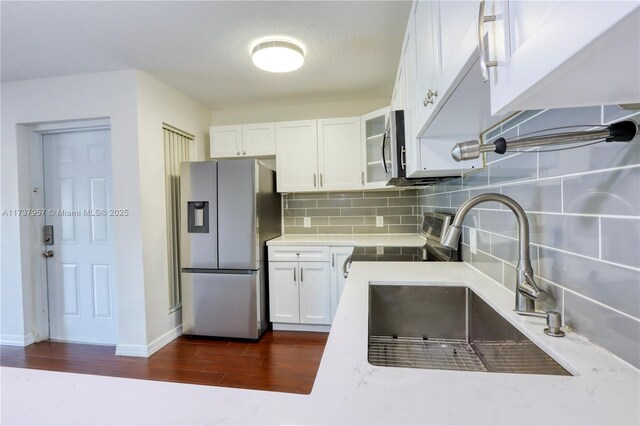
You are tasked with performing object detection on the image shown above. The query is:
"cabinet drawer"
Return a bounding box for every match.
[268,245,330,262]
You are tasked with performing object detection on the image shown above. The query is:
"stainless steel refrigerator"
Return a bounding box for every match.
[180,159,281,339]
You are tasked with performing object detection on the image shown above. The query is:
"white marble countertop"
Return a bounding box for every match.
[267,233,427,247]
[2,262,638,425]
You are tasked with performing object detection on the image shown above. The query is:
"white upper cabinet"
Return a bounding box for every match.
[242,122,276,156]
[276,117,362,193]
[391,61,406,112]
[485,1,640,115]
[433,1,479,100]
[402,16,420,177]
[361,107,391,189]
[318,117,362,191]
[414,0,439,128]
[276,120,319,193]
[211,122,276,158]
[210,125,242,158]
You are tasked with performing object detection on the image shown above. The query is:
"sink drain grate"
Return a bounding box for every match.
[471,341,571,376]
[368,335,487,372]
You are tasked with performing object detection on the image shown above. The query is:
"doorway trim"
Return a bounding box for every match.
[23,117,112,343]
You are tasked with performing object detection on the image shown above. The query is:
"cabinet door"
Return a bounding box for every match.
[391,61,406,112]
[434,1,479,99]
[402,16,420,177]
[330,247,354,322]
[488,1,640,114]
[268,262,300,323]
[317,117,362,191]
[242,123,276,157]
[299,262,331,325]
[210,125,241,158]
[414,0,439,131]
[276,120,319,193]
[361,108,391,189]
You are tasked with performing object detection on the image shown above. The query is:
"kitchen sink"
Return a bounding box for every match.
[368,285,571,376]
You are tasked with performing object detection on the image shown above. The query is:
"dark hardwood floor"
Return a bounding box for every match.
[0,330,329,394]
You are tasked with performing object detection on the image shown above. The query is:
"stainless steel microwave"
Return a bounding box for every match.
[384,109,452,187]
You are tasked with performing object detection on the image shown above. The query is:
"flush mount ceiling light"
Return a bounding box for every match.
[251,40,304,73]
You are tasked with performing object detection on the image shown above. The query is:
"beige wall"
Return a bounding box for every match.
[211,98,389,125]
[135,71,212,349]
[0,70,145,348]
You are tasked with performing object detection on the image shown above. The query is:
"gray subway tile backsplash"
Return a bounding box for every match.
[563,166,640,216]
[518,107,601,138]
[501,179,562,213]
[601,218,640,269]
[488,151,537,185]
[529,213,600,258]
[418,105,640,367]
[283,189,420,235]
[564,292,640,369]
[539,129,640,178]
[537,245,640,319]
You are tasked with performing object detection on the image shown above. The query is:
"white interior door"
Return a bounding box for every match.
[43,129,118,344]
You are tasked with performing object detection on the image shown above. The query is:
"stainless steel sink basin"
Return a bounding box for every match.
[368,285,571,376]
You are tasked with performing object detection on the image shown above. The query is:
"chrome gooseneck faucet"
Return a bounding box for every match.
[441,193,541,312]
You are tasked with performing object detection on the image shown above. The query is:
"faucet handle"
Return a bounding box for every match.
[518,270,542,300]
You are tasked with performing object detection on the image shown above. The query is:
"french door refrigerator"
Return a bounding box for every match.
[180,159,281,339]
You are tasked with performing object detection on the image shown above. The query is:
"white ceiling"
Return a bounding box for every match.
[1,1,411,110]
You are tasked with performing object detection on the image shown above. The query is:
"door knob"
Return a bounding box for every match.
[42,250,54,258]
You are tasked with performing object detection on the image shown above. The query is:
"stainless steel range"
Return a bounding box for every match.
[343,212,460,276]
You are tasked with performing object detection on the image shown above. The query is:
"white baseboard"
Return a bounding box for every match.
[0,333,35,346]
[272,323,331,332]
[115,325,182,358]
[147,324,182,356]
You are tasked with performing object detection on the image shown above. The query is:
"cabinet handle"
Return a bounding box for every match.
[361,171,365,186]
[237,151,240,155]
[313,173,317,188]
[401,146,406,170]
[423,89,439,106]
[320,173,324,188]
[243,151,247,155]
[300,267,304,283]
[293,268,297,282]
[478,0,497,83]
[332,253,335,267]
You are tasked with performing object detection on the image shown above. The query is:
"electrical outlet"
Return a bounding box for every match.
[376,216,384,227]
[470,228,478,254]
[376,246,384,255]
[304,217,311,228]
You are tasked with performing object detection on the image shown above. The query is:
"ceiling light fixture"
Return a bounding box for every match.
[251,40,304,73]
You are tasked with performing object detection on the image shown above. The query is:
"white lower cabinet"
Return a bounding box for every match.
[298,262,332,324]
[330,246,354,321]
[268,246,332,327]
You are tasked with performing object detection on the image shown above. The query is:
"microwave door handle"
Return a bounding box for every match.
[381,132,389,173]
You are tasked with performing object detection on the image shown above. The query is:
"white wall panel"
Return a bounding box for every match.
[90,177,109,243]
[62,263,79,317]
[92,264,112,319]
[59,178,77,243]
